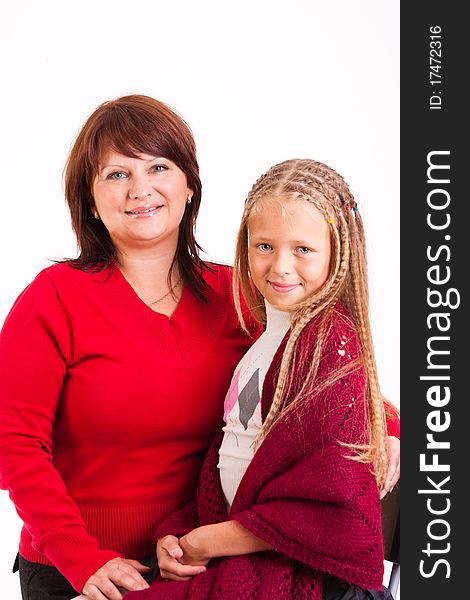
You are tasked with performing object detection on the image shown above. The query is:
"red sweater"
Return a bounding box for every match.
[0,262,255,593]
[127,305,388,600]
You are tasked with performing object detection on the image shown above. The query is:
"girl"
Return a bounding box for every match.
[126,159,398,600]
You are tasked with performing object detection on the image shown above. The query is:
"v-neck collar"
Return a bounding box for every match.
[112,263,188,323]
[88,262,231,368]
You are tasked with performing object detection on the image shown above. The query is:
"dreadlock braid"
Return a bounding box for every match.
[233,158,389,484]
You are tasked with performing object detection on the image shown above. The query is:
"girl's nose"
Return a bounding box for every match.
[272,251,293,275]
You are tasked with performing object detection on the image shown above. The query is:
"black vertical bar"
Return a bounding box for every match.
[401,4,466,598]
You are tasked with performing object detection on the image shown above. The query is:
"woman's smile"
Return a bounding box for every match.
[124,203,164,218]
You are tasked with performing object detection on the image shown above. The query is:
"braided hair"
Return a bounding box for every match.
[233,158,388,485]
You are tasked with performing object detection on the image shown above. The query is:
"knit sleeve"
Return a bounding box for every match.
[385,401,400,438]
[0,271,120,592]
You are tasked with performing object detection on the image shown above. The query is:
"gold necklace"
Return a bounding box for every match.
[147,278,183,307]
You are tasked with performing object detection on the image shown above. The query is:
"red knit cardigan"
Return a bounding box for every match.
[127,305,387,600]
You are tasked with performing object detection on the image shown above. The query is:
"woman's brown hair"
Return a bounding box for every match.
[64,94,208,300]
[233,158,392,486]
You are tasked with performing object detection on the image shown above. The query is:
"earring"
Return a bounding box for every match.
[187,196,192,205]
[93,211,99,219]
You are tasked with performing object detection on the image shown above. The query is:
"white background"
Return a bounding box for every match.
[0,1,399,598]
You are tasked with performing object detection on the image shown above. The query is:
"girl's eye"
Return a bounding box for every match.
[258,243,273,252]
[297,246,312,255]
[106,171,127,180]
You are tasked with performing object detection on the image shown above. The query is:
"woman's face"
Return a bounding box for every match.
[92,150,193,254]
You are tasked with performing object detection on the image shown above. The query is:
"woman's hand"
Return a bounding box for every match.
[380,435,400,499]
[82,557,151,600]
[157,535,207,581]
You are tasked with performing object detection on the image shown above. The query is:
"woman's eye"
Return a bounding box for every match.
[297,246,312,255]
[258,243,273,252]
[151,164,167,173]
[106,171,127,180]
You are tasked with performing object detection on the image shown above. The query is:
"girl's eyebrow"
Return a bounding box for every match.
[249,234,274,242]
[250,234,315,245]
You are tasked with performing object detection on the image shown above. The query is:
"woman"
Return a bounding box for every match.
[0,95,399,600]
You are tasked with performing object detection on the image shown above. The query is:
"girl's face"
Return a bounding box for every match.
[92,150,193,254]
[248,197,331,310]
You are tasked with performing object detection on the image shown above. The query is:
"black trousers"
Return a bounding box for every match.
[15,554,159,600]
[14,555,392,600]
[323,574,395,600]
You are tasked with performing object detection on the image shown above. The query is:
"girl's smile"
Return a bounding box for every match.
[268,281,303,294]
[248,197,331,310]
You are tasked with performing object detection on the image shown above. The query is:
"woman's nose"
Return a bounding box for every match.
[128,175,153,200]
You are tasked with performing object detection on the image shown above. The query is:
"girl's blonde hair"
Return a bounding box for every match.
[233,158,389,486]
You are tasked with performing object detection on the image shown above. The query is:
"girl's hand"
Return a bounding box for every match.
[82,557,151,600]
[157,535,207,581]
[179,528,211,566]
[380,435,400,499]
